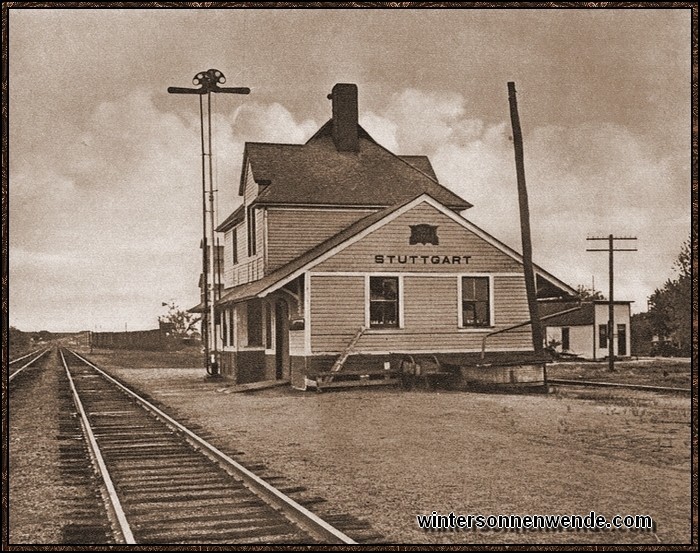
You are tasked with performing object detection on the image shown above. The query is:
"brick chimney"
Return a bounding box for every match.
[329,83,359,152]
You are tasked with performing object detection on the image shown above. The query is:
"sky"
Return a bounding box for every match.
[8,8,692,331]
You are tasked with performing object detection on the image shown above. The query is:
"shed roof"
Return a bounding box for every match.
[539,301,594,326]
[539,300,631,326]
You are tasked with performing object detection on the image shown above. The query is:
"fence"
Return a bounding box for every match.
[90,329,166,351]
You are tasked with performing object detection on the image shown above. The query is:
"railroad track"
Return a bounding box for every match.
[9,348,50,382]
[548,378,690,394]
[59,348,367,544]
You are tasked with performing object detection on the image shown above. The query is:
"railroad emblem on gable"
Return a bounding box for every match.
[409,224,439,245]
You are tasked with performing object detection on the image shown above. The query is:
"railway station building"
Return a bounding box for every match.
[205,83,579,389]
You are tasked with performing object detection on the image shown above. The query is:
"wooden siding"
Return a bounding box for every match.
[243,162,258,206]
[223,223,248,288]
[229,256,265,287]
[289,329,305,356]
[315,202,523,273]
[223,163,265,286]
[310,274,532,354]
[310,275,365,353]
[267,208,375,270]
[492,275,529,327]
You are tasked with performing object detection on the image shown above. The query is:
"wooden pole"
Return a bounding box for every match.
[608,234,615,372]
[507,82,543,354]
[586,235,637,371]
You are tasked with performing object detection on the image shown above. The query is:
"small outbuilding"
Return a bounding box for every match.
[541,300,632,360]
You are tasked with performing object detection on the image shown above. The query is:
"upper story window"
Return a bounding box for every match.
[247,206,257,256]
[232,228,238,265]
[369,276,399,329]
[461,276,491,328]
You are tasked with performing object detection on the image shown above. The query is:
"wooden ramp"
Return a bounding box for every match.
[312,327,400,391]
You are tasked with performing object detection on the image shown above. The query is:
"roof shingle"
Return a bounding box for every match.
[242,122,471,210]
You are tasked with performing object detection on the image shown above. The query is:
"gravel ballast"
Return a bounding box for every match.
[9,350,112,544]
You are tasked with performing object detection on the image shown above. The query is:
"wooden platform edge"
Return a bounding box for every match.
[223,379,291,393]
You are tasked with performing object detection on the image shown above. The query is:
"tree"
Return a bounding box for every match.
[158,302,200,337]
[630,312,654,356]
[647,236,692,356]
[575,284,605,301]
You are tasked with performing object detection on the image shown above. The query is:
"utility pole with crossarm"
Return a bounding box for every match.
[586,235,637,372]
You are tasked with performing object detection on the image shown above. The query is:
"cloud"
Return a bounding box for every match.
[364,89,690,312]
[9,84,688,330]
[9,90,316,331]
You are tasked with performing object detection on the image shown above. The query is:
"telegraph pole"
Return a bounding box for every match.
[507,82,543,354]
[168,69,250,376]
[586,235,637,371]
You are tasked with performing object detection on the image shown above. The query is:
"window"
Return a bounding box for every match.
[228,309,235,347]
[561,327,570,351]
[247,206,257,256]
[232,228,238,265]
[461,276,490,327]
[599,324,608,349]
[221,310,228,347]
[265,302,272,349]
[247,300,263,346]
[369,276,399,328]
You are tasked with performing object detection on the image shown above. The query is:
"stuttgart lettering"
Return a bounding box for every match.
[374,255,471,265]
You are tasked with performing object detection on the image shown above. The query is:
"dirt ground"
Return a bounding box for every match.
[94,356,692,545]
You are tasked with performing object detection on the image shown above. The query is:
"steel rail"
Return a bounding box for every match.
[548,378,690,394]
[64,348,357,545]
[59,349,136,544]
[9,348,43,365]
[9,349,50,381]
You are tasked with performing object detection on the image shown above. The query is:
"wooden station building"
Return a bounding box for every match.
[205,83,577,389]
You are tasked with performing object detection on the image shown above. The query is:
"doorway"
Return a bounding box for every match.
[617,324,627,356]
[275,301,289,379]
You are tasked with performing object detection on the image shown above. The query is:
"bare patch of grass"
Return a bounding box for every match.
[547,358,690,388]
[73,346,204,369]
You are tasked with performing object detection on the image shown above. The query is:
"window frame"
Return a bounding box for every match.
[365,275,404,330]
[458,274,494,330]
[232,227,238,265]
[247,206,257,257]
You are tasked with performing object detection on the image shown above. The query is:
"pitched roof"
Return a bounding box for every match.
[217,198,409,306]
[216,204,244,233]
[398,155,437,180]
[215,194,577,307]
[239,121,471,210]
